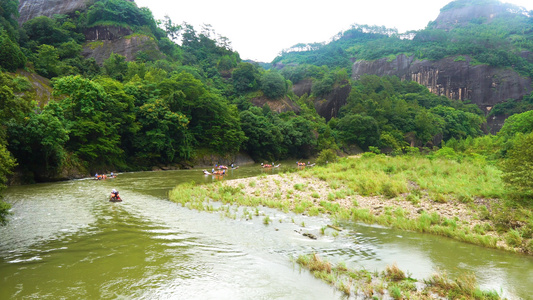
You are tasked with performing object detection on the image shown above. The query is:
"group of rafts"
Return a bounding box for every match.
[202,161,315,176]
[203,164,238,176]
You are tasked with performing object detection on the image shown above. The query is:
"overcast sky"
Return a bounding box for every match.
[134,0,533,62]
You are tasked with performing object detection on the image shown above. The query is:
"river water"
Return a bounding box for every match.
[0,165,532,299]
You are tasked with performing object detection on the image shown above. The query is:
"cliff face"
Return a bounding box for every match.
[431,2,515,31]
[352,54,532,114]
[82,33,163,64]
[18,0,160,64]
[292,79,351,121]
[18,0,94,24]
[18,0,136,24]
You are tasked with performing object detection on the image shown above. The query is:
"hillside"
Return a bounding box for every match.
[0,0,530,187]
[273,0,533,132]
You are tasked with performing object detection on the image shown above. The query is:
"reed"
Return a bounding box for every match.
[296,254,501,299]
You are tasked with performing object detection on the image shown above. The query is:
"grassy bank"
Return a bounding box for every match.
[296,253,500,299]
[169,155,533,254]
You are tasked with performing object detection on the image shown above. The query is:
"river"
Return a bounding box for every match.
[0,164,532,299]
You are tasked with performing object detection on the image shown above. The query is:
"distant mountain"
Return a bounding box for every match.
[274,0,533,132]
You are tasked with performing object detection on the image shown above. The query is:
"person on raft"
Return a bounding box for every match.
[111,189,120,200]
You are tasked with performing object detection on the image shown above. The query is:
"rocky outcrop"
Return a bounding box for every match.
[292,79,351,121]
[18,0,136,24]
[251,96,301,114]
[314,82,351,122]
[431,2,512,31]
[15,69,52,106]
[84,25,133,41]
[82,34,163,64]
[352,54,532,115]
[18,0,94,24]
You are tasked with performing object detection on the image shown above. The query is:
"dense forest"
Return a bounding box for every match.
[1,0,533,224]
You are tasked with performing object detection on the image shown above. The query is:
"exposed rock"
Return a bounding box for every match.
[313,81,351,122]
[292,79,313,97]
[18,0,92,24]
[18,0,135,24]
[352,54,532,122]
[486,113,508,135]
[82,34,162,64]
[251,96,301,114]
[431,2,510,31]
[15,69,52,106]
[84,25,133,41]
[291,79,351,121]
[303,232,317,240]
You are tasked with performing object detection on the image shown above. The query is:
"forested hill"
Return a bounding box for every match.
[273,0,533,132]
[0,0,531,188]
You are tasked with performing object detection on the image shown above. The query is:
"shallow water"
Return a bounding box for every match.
[0,164,531,299]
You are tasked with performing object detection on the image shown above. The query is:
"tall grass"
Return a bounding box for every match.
[296,254,500,299]
[304,155,505,200]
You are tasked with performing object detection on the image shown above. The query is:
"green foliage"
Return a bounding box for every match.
[133,99,191,163]
[7,105,69,176]
[0,198,11,226]
[103,53,128,81]
[316,149,338,165]
[311,73,335,96]
[23,16,74,49]
[0,30,26,71]
[501,132,533,191]
[85,0,158,35]
[498,110,533,138]
[52,75,125,169]
[335,75,484,150]
[0,143,15,225]
[274,3,533,78]
[337,114,380,150]
[260,71,287,99]
[0,0,20,42]
[232,62,261,94]
[34,44,60,78]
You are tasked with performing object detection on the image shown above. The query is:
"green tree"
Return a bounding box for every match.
[0,30,26,71]
[34,44,60,77]
[133,99,192,164]
[260,71,287,99]
[159,71,245,154]
[22,16,71,49]
[337,114,380,150]
[501,132,533,192]
[232,62,260,94]
[239,107,283,160]
[498,110,533,138]
[0,144,15,225]
[0,0,20,42]
[7,105,69,178]
[103,53,128,81]
[52,76,124,170]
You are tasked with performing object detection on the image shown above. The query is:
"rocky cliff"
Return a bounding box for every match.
[18,0,134,25]
[431,1,515,31]
[292,79,351,121]
[18,0,161,64]
[352,54,532,115]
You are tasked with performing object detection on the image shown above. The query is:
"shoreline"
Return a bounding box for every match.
[220,173,513,250]
[170,157,532,255]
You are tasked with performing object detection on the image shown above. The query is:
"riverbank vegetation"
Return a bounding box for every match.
[296,253,500,299]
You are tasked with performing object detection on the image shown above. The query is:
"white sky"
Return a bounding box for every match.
[135,0,533,62]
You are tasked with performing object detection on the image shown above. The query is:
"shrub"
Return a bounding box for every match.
[316,148,338,165]
[505,229,523,247]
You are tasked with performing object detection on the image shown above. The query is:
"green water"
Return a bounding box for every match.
[0,164,532,299]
